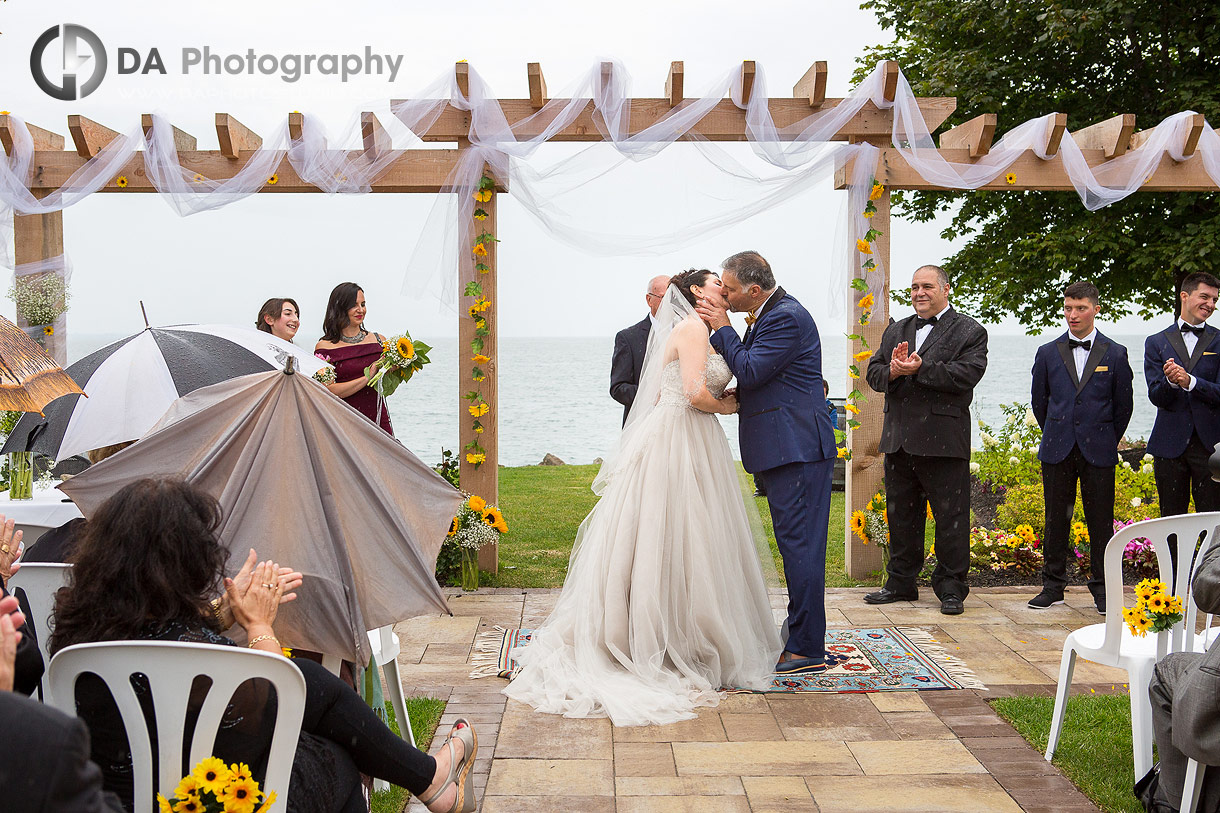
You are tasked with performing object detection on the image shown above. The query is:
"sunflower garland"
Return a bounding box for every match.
[464,175,500,468]
[840,178,886,462]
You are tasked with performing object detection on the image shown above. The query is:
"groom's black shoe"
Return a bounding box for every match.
[863,588,918,605]
[775,654,828,675]
[940,595,964,615]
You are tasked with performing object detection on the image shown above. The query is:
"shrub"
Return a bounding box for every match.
[995,482,1046,537]
[969,526,1043,576]
[974,403,1042,490]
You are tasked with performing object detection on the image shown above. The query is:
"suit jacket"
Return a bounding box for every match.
[1031,330,1134,467]
[710,288,837,473]
[865,307,988,460]
[1169,541,1220,763]
[610,315,651,425]
[0,691,126,813]
[1145,322,1220,458]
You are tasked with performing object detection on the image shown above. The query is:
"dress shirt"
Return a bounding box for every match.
[1174,318,1208,391]
[914,304,951,353]
[1069,328,1097,380]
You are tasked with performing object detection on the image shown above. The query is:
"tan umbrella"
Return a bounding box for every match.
[60,365,459,664]
[0,316,82,414]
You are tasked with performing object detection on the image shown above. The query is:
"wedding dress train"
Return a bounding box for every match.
[504,352,783,726]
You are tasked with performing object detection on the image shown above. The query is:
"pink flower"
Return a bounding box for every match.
[314,352,331,362]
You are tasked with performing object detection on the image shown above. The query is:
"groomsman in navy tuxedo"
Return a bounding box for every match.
[610,275,670,425]
[1028,281,1133,615]
[1145,271,1220,519]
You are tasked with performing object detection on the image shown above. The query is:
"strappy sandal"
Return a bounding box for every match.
[419,718,478,813]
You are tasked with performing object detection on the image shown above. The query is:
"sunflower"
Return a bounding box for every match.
[254,791,278,813]
[847,368,859,379]
[856,239,873,255]
[173,775,203,800]
[472,242,488,257]
[468,495,487,513]
[172,795,203,813]
[480,511,497,527]
[857,293,875,311]
[157,795,173,813]
[862,209,875,219]
[468,304,482,319]
[474,188,492,203]
[192,756,232,795]
[475,318,487,330]
[474,425,484,434]
[1005,172,1017,185]
[837,447,850,459]
[1147,594,1167,613]
[468,402,489,417]
[850,510,868,542]
[116,176,128,188]
[448,517,459,537]
[193,173,205,183]
[473,208,488,220]
[869,182,884,200]
[466,452,486,465]
[217,777,262,813]
[396,337,415,359]
[267,174,279,185]
[43,325,54,335]
[472,371,485,381]
[1134,612,1153,634]
[486,507,505,528]
[853,350,872,361]
[472,354,491,364]
[844,403,860,415]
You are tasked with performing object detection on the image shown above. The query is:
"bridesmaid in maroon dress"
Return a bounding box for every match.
[314,282,394,436]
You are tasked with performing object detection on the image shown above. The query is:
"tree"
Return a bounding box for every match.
[857,0,1220,328]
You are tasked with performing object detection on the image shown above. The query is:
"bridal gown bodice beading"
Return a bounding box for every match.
[503,351,783,727]
[656,355,731,408]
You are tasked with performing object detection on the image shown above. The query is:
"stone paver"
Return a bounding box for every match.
[399,587,1111,812]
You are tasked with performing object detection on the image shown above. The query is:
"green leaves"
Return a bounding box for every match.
[850,278,870,291]
[464,282,483,297]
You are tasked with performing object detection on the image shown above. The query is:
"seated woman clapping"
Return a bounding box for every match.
[50,478,477,813]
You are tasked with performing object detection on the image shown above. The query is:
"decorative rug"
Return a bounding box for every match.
[470,626,985,691]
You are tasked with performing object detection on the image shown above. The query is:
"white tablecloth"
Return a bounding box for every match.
[2,487,83,543]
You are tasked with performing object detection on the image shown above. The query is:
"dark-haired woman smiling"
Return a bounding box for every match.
[314,282,393,435]
[51,479,477,813]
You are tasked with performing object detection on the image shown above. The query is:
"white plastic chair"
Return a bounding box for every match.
[8,562,72,694]
[46,641,306,813]
[321,625,414,793]
[1045,512,1220,779]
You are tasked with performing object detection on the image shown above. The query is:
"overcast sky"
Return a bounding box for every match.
[0,0,1161,348]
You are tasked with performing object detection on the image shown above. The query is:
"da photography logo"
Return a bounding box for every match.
[30,24,108,101]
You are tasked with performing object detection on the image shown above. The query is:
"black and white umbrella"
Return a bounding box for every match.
[1,324,331,462]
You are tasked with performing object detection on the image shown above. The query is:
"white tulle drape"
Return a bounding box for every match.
[1,59,1219,306]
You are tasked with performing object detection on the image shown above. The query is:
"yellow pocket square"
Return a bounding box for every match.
[1205,352,1217,356]
[1095,366,1109,372]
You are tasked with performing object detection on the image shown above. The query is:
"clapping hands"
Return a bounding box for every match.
[890,341,922,377]
[222,548,302,633]
[1164,357,1191,388]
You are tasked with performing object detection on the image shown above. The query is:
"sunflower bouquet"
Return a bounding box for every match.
[448,494,508,591]
[850,491,890,555]
[157,757,275,813]
[364,332,432,397]
[1123,578,1185,637]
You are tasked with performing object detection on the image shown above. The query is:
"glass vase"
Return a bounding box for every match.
[460,547,480,592]
[8,452,33,500]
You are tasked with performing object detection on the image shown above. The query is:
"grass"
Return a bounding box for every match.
[487,462,911,589]
[991,694,1142,813]
[369,696,448,813]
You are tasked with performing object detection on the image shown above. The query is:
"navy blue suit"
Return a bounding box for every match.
[1145,322,1220,516]
[1031,331,1133,596]
[711,287,836,661]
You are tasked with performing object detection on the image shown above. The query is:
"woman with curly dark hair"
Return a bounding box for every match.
[52,478,477,813]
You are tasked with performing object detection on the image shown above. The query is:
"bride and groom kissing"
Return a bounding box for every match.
[504,250,839,727]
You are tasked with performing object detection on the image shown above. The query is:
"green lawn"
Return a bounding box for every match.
[369,696,447,813]
[489,463,892,589]
[991,694,1142,813]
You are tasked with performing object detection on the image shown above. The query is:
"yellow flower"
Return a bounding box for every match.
[473,209,488,221]
[472,242,488,257]
[267,174,278,185]
[848,368,860,379]
[281,647,293,658]
[116,176,128,188]
[1166,596,1184,614]
[494,518,508,534]
[1005,173,1017,185]
[472,354,491,364]
[43,325,54,335]
[1147,594,1167,613]
[474,424,484,433]
[837,447,850,459]
[172,795,203,813]
[468,495,487,513]
[468,304,481,318]
[857,293,875,311]
[1134,612,1153,634]
[474,188,492,203]
[0,111,9,116]
[448,517,459,537]
[475,318,487,330]
[466,452,486,465]
[396,337,414,358]
[480,511,497,527]
[193,757,232,795]
[856,239,873,255]
[844,403,860,415]
[863,209,875,219]
[474,297,491,312]
[174,775,203,799]
[192,173,205,183]
[217,776,262,813]
[253,791,277,813]
[853,350,872,361]
[472,371,485,381]
[869,182,884,200]
[158,794,174,813]
[468,402,489,417]
[850,510,867,542]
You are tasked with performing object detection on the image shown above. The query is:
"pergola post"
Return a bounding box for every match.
[844,190,890,578]
[458,165,499,573]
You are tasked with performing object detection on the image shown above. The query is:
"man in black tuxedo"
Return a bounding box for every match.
[1145,271,1220,519]
[1028,281,1133,615]
[610,275,670,425]
[863,266,988,615]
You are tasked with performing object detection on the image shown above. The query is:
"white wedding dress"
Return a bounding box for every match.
[504,338,783,726]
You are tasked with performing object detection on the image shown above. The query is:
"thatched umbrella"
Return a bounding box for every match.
[0,316,82,415]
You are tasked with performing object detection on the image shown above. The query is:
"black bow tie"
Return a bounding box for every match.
[1068,338,1092,350]
[915,315,938,330]
[1181,323,1206,337]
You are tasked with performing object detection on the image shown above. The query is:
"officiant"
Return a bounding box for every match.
[610,275,670,425]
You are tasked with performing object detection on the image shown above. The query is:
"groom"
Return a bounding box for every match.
[697,251,838,674]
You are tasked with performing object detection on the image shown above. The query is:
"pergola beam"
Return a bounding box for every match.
[793,61,828,108]
[665,61,684,107]
[141,115,197,151]
[527,62,547,109]
[360,112,391,160]
[455,62,470,98]
[1043,113,1068,157]
[1071,113,1135,159]
[1131,112,1205,158]
[215,113,262,159]
[68,115,121,158]
[0,115,65,155]
[938,113,996,158]
[882,61,899,103]
[740,61,756,106]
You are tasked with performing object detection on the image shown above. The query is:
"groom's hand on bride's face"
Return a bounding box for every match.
[696,298,731,331]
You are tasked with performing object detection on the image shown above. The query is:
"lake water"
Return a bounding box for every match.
[69,331,1160,467]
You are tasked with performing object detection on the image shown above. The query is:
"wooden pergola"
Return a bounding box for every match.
[5,60,1211,576]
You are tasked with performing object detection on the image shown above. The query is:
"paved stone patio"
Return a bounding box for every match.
[396,587,1130,812]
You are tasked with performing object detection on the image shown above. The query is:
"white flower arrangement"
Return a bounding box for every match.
[969,461,981,474]
[7,274,69,325]
[1131,497,1142,508]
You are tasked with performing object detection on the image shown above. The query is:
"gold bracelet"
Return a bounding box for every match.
[209,598,232,631]
[248,634,279,648]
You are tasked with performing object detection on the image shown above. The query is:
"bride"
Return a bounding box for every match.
[504,269,783,726]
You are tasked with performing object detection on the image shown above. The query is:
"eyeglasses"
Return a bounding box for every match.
[646,292,663,299]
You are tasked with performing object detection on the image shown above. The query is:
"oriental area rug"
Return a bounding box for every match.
[470,626,984,692]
